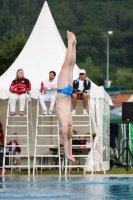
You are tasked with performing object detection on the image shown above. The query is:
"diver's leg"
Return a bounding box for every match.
[57,31,76,89]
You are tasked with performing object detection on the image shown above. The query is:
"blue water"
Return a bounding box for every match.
[0,176,133,200]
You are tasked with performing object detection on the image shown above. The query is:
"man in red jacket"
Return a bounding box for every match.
[9,69,31,116]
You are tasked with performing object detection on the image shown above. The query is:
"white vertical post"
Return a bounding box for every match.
[106,35,109,87]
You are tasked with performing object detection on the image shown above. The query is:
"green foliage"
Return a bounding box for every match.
[0,29,26,75]
[111,68,133,89]
[79,56,104,85]
[0,0,133,88]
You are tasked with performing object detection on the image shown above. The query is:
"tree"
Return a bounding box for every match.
[0,30,27,75]
[79,56,104,85]
[0,0,133,88]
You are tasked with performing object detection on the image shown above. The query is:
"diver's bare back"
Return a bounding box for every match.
[56,93,70,125]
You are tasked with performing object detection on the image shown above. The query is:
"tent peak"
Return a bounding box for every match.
[44,1,48,5]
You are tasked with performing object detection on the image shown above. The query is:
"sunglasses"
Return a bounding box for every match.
[79,73,85,75]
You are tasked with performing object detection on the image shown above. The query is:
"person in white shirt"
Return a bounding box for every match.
[71,69,91,115]
[39,71,57,115]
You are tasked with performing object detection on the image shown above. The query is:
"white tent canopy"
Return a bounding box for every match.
[0,1,97,100]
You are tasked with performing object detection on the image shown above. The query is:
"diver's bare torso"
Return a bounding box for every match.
[56,93,71,126]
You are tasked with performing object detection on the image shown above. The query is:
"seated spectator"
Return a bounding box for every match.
[72,130,80,146]
[7,133,21,171]
[39,71,57,115]
[9,68,31,116]
[71,69,91,115]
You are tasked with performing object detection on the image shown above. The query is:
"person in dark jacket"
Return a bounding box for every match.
[9,68,31,116]
[71,69,91,115]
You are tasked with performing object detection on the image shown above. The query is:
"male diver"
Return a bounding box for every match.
[56,31,76,162]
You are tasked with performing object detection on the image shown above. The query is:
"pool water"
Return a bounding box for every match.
[0,176,133,200]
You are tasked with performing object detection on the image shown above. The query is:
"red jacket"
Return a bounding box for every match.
[9,78,31,95]
[7,141,21,153]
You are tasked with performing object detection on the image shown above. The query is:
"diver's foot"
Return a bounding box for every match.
[67,30,77,44]
[70,32,77,43]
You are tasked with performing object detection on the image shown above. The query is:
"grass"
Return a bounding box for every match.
[2,167,133,176]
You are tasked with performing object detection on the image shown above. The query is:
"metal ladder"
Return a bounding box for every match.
[2,94,33,176]
[65,93,92,178]
[33,99,61,179]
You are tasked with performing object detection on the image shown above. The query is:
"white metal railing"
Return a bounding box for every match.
[2,94,33,175]
[65,92,93,179]
[33,99,61,179]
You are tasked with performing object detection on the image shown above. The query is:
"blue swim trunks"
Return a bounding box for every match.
[57,84,73,96]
